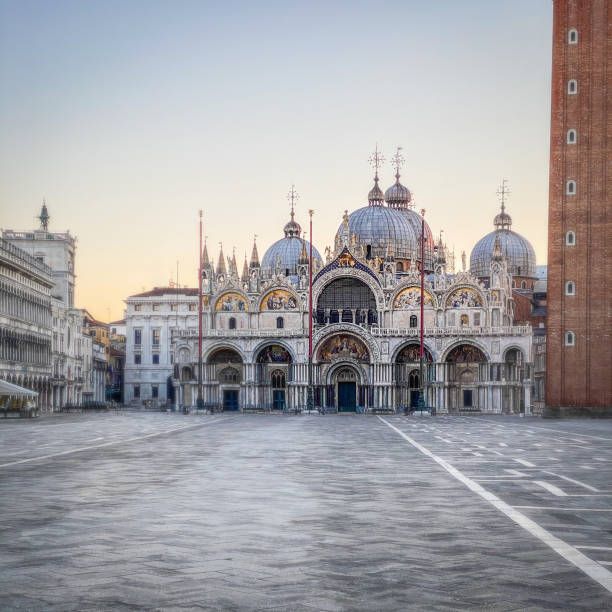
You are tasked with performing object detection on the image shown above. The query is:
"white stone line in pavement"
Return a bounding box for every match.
[514,458,536,467]
[598,561,612,566]
[543,470,600,492]
[0,419,224,469]
[578,546,612,551]
[514,506,612,512]
[534,480,568,497]
[505,469,527,477]
[508,424,612,443]
[378,417,612,595]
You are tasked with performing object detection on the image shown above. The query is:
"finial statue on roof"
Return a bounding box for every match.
[367,145,385,205]
[38,199,50,231]
[391,146,404,183]
[461,250,466,271]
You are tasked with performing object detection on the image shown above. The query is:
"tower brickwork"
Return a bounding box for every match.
[546,0,612,408]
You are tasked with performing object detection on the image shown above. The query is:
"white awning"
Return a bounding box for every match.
[0,379,39,397]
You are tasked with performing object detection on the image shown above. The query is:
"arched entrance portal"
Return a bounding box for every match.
[317,333,370,412]
[445,344,488,412]
[395,343,433,410]
[255,344,292,410]
[208,348,243,411]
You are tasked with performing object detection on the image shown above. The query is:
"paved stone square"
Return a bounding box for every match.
[1,413,612,611]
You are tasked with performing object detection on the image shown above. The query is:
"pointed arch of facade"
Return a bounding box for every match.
[391,339,438,363]
[257,286,301,313]
[442,283,487,310]
[312,269,384,312]
[390,280,438,310]
[441,339,491,363]
[312,323,380,363]
[212,289,250,312]
[204,343,246,363]
[251,339,296,364]
[503,345,526,363]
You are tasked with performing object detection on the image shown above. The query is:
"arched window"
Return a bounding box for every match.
[409,315,417,328]
[566,179,576,195]
[276,316,284,329]
[565,281,575,296]
[567,129,577,144]
[568,79,578,94]
[229,317,236,330]
[568,29,578,44]
[271,370,286,389]
[565,331,575,346]
[565,230,576,246]
[521,281,527,289]
[512,280,516,288]
[396,262,404,272]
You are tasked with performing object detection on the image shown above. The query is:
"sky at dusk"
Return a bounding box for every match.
[0,0,553,322]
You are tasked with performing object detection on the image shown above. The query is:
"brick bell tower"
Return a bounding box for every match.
[546,0,612,412]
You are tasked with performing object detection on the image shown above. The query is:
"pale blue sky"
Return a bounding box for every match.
[0,1,552,320]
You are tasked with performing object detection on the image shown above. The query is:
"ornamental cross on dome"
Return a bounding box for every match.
[368,145,385,179]
[287,184,299,220]
[496,178,511,213]
[391,146,404,180]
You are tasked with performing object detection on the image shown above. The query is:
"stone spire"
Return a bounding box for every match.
[216,244,227,276]
[230,248,238,277]
[250,236,260,268]
[241,254,249,282]
[201,239,209,266]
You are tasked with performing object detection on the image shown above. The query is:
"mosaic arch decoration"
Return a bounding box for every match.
[446,287,483,309]
[216,292,249,312]
[396,344,433,363]
[261,289,298,311]
[257,344,292,363]
[446,344,487,363]
[393,286,434,309]
[318,334,369,362]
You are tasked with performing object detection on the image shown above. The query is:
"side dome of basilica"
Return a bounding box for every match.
[470,201,537,280]
[261,207,322,278]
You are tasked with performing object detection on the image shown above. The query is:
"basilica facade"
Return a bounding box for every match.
[124,162,535,414]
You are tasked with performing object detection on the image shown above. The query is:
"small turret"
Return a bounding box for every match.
[216,244,227,276]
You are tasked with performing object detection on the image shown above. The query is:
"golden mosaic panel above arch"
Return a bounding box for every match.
[318,334,369,362]
[393,286,434,309]
[261,289,298,311]
[446,287,483,308]
[215,292,249,312]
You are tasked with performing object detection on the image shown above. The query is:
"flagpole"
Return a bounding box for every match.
[197,210,204,411]
[419,208,426,412]
[307,209,314,412]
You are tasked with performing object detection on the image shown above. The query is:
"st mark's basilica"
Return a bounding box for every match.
[124,152,537,414]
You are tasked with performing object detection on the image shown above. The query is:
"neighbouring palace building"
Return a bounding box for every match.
[124,161,537,414]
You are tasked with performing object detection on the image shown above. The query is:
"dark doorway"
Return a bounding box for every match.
[410,390,420,408]
[272,390,285,410]
[223,390,239,411]
[338,382,357,412]
[463,390,473,407]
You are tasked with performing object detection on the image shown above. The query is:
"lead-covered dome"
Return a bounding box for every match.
[261,236,322,277]
[470,205,536,278]
[338,204,418,260]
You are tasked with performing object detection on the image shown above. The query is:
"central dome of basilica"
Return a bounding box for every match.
[337,169,435,269]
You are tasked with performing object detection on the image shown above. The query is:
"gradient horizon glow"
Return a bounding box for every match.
[0,0,553,321]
